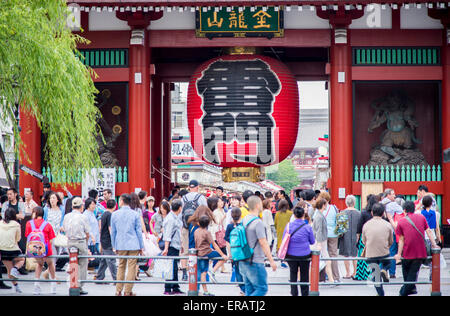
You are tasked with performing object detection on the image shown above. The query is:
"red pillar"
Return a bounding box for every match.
[151,76,163,203]
[162,82,172,199]
[19,110,41,198]
[317,7,363,209]
[442,30,450,226]
[128,29,151,194]
[431,248,442,296]
[309,250,320,296]
[329,27,353,210]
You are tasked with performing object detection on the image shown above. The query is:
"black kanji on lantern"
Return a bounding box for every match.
[196,59,281,165]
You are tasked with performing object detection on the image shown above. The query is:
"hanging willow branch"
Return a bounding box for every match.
[0,0,103,183]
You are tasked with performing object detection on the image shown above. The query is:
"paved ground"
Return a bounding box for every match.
[1,249,449,296]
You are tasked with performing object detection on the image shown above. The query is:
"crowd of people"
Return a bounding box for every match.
[0,180,443,296]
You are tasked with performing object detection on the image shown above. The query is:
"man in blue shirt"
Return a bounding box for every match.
[111,194,144,296]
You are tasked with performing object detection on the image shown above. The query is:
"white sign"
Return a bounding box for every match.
[172,140,198,161]
[338,187,346,199]
[338,72,346,83]
[134,72,142,84]
[82,168,116,200]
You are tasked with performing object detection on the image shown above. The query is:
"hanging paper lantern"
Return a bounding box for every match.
[187,53,299,168]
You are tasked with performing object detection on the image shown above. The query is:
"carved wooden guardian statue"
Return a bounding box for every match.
[368,90,421,164]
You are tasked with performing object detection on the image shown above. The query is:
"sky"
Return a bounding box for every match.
[298,81,329,109]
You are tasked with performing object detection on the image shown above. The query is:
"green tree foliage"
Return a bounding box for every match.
[265,159,299,194]
[0,0,102,182]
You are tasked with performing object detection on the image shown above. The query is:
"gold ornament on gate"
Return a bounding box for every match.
[112,124,122,135]
[112,106,121,115]
[226,46,260,55]
[222,167,264,183]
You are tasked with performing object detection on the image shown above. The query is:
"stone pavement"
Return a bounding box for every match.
[1,249,449,296]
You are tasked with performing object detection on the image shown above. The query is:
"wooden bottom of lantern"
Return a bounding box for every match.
[222,167,263,183]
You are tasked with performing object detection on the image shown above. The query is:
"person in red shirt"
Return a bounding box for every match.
[394,201,439,296]
[25,206,57,295]
[100,188,118,211]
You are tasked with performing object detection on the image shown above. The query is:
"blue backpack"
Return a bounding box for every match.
[229,217,259,262]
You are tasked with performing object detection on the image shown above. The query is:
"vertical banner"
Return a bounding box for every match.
[82,168,116,200]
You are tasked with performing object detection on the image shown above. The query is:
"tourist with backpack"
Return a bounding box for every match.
[225,207,245,295]
[25,206,57,295]
[0,208,25,293]
[179,180,207,281]
[231,195,277,296]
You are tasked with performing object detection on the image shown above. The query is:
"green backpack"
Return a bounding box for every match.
[335,211,349,237]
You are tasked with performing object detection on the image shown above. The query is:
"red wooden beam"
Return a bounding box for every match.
[156,61,327,82]
[75,31,130,49]
[352,66,442,81]
[351,29,443,47]
[92,68,129,82]
[75,29,442,51]
[148,29,330,48]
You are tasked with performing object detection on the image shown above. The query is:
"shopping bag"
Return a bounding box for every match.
[25,258,37,271]
[319,258,326,271]
[152,255,174,280]
[277,227,291,260]
[53,233,68,248]
[441,253,447,269]
[215,225,227,248]
[277,223,307,260]
[142,234,161,258]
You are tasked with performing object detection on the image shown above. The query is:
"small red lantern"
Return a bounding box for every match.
[187,53,299,168]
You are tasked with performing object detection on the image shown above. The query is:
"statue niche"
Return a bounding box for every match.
[95,89,121,168]
[367,90,427,166]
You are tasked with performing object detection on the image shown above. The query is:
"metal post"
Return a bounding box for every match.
[68,247,80,296]
[14,103,20,192]
[431,248,441,296]
[187,248,198,296]
[309,250,320,296]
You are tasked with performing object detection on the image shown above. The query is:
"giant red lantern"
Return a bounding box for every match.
[187,52,299,169]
